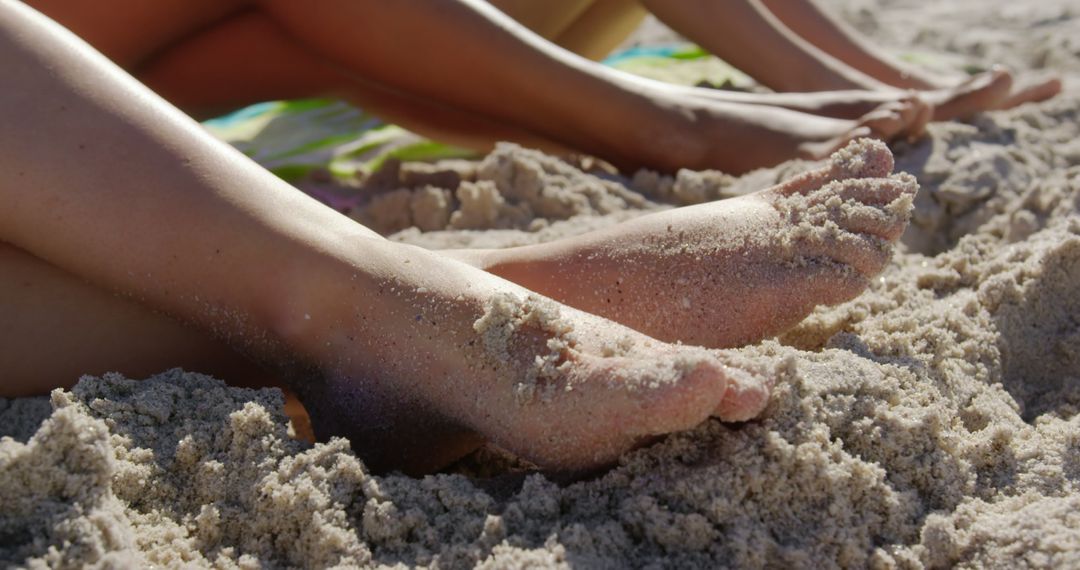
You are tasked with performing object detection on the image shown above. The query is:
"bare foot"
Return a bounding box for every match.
[650,96,927,173]
[898,65,1061,113]
[790,96,930,158]
[282,239,772,475]
[922,68,1013,120]
[453,139,917,348]
[992,72,1063,110]
[688,68,1011,123]
[901,67,1059,117]
[598,77,929,174]
[794,68,1057,119]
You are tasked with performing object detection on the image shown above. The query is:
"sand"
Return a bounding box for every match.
[3,0,1080,567]
[473,292,578,404]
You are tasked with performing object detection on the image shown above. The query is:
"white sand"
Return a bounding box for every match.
[3,0,1080,567]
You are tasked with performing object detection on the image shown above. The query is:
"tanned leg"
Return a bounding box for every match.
[26,0,927,172]
[495,0,1010,121]
[132,1,925,131]
[758,0,1062,109]
[240,0,924,173]
[136,9,569,152]
[1,1,778,475]
[0,241,263,397]
[635,0,1021,120]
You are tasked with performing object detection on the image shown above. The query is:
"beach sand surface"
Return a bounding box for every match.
[3,0,1080,567]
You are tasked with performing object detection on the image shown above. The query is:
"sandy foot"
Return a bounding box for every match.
[628,90,928,173]
[288,241,771,475]
[459,139,916,348]
[794,96,929,156]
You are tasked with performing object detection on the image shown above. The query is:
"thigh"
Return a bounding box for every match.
[489,0,596,39]
[491,0,645,59]
[24,0,251,68]
[0,241,261,397]
[554,0,647,60]
[135,9,346,118]
[0,241,315,440]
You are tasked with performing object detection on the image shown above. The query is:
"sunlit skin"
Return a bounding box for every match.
[24,0,1057,173]
[1,2,916,474]
[25,0,934,175]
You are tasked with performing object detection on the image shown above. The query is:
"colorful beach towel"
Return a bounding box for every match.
[202,99,475,181]
[603,44,754,88]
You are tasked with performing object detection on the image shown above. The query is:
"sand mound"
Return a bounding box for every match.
[4,0,1080,567]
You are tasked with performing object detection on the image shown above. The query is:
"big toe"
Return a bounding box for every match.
[827,137,896,180]
[855,96,931,144]
[996,74,1063,109]
[713,366,772,422]
[930,67,1013,121]
[777,138,895,197]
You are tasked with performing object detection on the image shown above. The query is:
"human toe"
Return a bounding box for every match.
[623,353,734,436]
[826,138,895,180]
[931,67,1012,120]
[996,74,1063,109]
[778,138,895,198]
[712,365,772,422]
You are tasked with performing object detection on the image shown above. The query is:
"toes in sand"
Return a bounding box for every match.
[467,292,754,471]
[479,139,918,348]
[294,250,775,474]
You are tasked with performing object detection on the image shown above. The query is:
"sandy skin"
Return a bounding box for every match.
[23,0,930,174]
[0,2,923,476]
[0,0,774,477]
[454,139,916,348]
[292,139,916,473]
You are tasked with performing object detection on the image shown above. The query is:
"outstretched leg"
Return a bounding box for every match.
[30,0,927,173]
[515,0,1043,120]
[634,0,1028,120]
[1,0,772,474]
[492,0,1015,122]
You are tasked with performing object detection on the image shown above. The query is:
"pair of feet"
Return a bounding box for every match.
[744,66,1061,122]
[292,140,917,475]
[654,67,1059,173]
